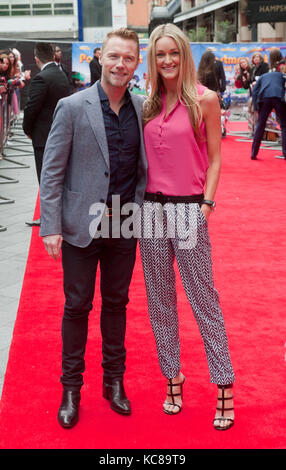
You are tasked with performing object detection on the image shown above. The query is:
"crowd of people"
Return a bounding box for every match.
[234,49,285,93]
[233,49,286,158]
[0,47,31,161]
[195,47,286,159]
[0,44,72,150]
[0,48,31,122]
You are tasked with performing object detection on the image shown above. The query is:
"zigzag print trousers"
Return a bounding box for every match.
[138,201,235,385]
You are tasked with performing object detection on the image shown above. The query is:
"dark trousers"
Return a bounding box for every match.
[32,145,44,184]
[251,97,286,158]
[60,234,137,391]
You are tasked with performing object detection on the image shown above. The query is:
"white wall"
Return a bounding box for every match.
[83,27,113,43]
[258,22,286,41]
[1,15,78,35]
[83,0,127,42]
[0,0,79,39]
[112,0,127,28]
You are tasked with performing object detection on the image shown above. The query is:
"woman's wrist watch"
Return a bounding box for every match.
[202,199,216,211]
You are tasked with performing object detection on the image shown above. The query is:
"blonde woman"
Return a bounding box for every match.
[139,24,235,430]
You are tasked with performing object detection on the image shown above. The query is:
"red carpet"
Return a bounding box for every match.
[0,121,286,449]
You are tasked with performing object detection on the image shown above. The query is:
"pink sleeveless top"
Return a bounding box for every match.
[144,84,209,196]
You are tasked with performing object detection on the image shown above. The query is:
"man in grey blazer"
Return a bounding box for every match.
[39,28,147,428]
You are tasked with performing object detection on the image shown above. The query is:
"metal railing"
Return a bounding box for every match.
[0,85,31,231]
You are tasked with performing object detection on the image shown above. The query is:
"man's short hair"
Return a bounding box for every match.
[93,47,100,54]
[34,42,54,63]
[102,28,139,57]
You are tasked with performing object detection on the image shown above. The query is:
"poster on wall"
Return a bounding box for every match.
[72,41,286,102]
[190,42,286,104]
[71,42,148,93]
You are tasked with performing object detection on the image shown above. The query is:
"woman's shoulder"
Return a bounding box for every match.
[199,88,220,118]
[196,83,217,102]
[196,83,208,95]
[197,82,213,98]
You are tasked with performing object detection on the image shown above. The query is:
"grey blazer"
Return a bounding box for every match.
[39,83,148,247]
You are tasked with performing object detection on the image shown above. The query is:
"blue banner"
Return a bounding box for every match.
[72,41,286,101]
[72,42,148,93]
[190,42,286,82]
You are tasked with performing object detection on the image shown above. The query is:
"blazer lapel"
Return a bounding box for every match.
[130,92,143,127]
[130,93,147,167]
[84,85,110,169]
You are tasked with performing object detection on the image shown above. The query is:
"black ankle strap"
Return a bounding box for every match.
[167,381,184,388]
[217,383,233,389]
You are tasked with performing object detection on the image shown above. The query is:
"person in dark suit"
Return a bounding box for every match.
[89,47,102,85]
[251,60,286,160]
[23,42,70,226]
[39,28,147,428]
[54,45,73,92]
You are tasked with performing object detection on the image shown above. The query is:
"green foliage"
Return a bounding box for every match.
[216,20,236,43]
[188,27,207,42]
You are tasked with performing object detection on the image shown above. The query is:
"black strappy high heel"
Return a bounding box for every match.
[213,384,234,431]
[163,375,185,415]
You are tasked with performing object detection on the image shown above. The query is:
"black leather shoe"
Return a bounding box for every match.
[57,390,81,428]
[25,217,41,226]
[103,380,131,415]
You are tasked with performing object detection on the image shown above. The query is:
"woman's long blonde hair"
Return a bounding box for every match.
[143,23,202,140]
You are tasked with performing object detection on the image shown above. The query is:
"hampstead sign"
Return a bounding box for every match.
[247,0,286,23]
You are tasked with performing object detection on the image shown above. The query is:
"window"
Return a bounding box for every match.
[82,0,112,27]
[0,5,10,16]
[11,4,31,15]
[32,3,52,15]
[54,2,74,15]
[0,0,74,16]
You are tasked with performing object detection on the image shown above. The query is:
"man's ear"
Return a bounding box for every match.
[35,56,41,69]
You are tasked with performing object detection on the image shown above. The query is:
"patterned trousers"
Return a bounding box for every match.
[138,201,235,385]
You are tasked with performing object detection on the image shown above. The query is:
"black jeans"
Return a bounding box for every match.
[251,97,286,158]
[60,233,137,391]
[32,146,44,184]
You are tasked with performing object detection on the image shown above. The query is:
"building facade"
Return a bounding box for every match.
[151,0,286,42]
[81,0,127,42]
[0,0,128,41]
[0,0,79,39]
[1,0,285,43]
[0,0,170,42]
[127,0,169,37]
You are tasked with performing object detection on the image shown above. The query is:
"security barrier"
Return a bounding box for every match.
[0,89,9,159]
[0,86,31,232]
